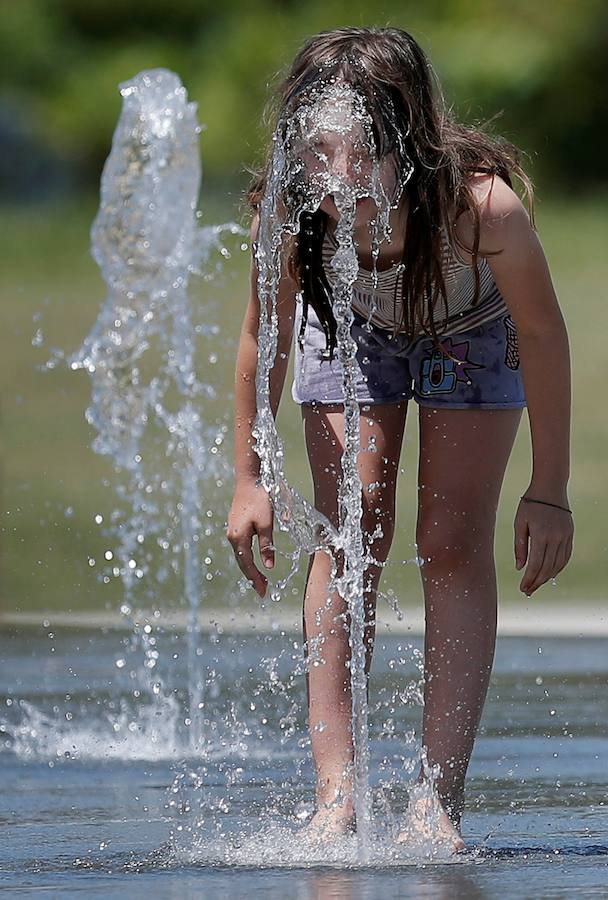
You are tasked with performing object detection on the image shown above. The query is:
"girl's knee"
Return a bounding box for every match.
[416,514,494,568]
[362,508,395,565]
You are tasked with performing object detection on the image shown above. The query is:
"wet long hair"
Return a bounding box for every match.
[247,26,536,357]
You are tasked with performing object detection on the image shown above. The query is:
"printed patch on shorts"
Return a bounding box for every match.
[419,338,484,396]
[503,315,520,370]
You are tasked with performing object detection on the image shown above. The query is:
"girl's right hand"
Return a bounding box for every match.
[226,481,275,597]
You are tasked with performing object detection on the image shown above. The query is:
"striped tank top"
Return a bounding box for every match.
[321,225,508,336]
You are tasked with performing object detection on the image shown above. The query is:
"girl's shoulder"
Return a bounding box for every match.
[451,172,532,265]
[466,171,528,221]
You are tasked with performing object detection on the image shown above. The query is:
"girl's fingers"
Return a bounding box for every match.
[257,520,275,570]
[532,521,574,590]
[532,542,560,592]
[520,540,547,596]
[553,541,568,577]
[551,533,574,586]
[233,533,267,597]
[514,510,529,571]
[528,539,568,594]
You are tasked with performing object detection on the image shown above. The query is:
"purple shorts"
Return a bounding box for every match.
[291,305,526,409]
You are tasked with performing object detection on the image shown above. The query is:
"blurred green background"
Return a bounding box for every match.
[1,1,607,616]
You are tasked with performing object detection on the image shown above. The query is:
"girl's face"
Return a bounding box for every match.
[297,128,400,224]
[290,88,402,224]
[316,140,400,224]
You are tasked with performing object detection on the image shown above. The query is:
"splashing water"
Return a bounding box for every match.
[252,80,414,859]
[67,68,243,752]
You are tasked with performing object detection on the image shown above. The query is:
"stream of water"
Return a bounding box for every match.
[252,79,415,856]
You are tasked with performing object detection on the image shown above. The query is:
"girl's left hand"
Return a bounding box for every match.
[514,496,574,596]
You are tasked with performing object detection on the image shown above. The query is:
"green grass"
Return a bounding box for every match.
[1,190,607,614]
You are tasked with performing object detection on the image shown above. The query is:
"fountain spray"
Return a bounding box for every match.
[69,68,241,753]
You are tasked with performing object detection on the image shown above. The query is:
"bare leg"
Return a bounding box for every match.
[414,406,522,844]
[301,400,407,834]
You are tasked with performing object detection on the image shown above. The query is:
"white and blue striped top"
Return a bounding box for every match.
[321,225,508,336]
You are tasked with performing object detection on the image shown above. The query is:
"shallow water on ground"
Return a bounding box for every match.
[1,625,607,897]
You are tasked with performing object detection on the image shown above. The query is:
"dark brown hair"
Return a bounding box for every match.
[247,26,535,357]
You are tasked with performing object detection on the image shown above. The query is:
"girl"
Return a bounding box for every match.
[227,26,574,851]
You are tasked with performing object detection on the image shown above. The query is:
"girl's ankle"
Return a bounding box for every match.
[411,773,464,828]
[438,791,464,827]
[316,786,354,817]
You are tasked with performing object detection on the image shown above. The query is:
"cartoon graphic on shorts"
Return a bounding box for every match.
[419,338,484,396]
[503,315,520,370]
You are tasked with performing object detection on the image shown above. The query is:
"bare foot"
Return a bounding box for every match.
[396,786,466,855]
[303,802,355,841]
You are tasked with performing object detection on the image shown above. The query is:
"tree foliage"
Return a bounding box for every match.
[1,0,606,191]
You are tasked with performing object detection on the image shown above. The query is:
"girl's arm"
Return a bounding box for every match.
[459,175,574,596]
[227,213,298,596]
